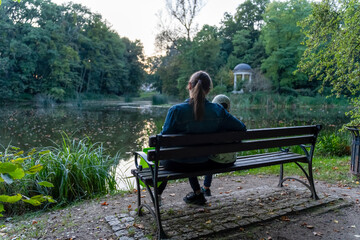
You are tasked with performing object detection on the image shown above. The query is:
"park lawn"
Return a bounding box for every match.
[229,156,359,186]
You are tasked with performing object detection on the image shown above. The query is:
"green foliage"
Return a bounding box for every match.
[298,0,360,126]
[229,92,348,110]
[316,133,351,157]
[36,133,118,205]
[0,0,145,102]
[232,156,353,184]
[152,94,168,105]
[261,0,313,92]
[220,0,269,68]
[211,85,227,96]
[0,147,54,217]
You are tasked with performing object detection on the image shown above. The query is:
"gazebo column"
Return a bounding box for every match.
[234,74,237,91]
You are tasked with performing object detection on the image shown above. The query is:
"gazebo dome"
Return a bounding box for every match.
[233,63,252,72]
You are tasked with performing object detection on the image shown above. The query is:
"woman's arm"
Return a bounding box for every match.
[161,106,178,134]
[221,110,247,131]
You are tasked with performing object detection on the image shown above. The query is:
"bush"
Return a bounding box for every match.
[0,147,55,217]
[212,85,228,96]
[279,87,299,97]
[152,94,168,105]
[316,133,351,157]
[124,95,133,103]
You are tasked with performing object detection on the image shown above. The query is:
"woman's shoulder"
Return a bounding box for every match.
[205,100,226,112]
[170,100,191,110]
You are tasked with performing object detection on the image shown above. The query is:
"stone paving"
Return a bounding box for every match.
[105,185,349,240]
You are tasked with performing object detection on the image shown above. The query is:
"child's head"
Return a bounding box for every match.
[212,94,231,112]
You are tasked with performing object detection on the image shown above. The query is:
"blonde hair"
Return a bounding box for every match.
[188,71,213,120]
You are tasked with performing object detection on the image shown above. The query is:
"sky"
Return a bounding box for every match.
[51,0,243,57]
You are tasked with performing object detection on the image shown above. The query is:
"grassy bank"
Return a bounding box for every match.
[0,135,120,216]
[1,130,354,216]
[229,155,359,185]
[227,92,349,109]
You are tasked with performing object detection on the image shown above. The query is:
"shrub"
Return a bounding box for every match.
[124,95,133,102]
[0,147,55,217]
[316,133,351,157]
[212,85,228,96]
[152,94,168,105]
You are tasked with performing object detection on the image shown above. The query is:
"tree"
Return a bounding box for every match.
[0,0,20,5]
[219,0,269,68]
[261,0,312,93]
[175,24,222,98]
[298,0,360,125]
[165,0,205,41]
[155,0,205,53]
[0,0,145,101]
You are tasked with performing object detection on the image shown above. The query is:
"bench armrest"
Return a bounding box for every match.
[133,151,155,170]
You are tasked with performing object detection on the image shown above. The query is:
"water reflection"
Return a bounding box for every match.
[0,101,350,189]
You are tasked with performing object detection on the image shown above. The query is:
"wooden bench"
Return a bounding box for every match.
[131,125,322,239]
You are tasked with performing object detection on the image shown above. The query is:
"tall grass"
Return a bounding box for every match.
[34,134,119,205]
[229,92,349,109]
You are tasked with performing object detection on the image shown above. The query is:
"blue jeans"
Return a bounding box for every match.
[159,160,233,193]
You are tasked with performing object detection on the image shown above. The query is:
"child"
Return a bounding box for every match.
[201,94,238,196]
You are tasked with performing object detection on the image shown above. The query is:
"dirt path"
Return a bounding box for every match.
[1,174,359,239]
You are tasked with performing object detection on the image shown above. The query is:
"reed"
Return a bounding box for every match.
[34,133,119,205]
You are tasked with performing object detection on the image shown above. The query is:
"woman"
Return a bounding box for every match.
[160,71,246,205]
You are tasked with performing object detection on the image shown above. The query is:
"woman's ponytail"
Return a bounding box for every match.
[188,71,212,121]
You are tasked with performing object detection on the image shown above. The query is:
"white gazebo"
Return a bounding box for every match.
[232,63,252,93]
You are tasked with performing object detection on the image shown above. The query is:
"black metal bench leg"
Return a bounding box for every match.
[135,177,143,216]
[153,187,167,239]
[278,164,284,187]
[308,164,319,200]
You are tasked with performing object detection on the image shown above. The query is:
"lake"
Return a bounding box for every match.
[0,100,350,189]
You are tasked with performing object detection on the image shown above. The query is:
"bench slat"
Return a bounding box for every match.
[132,152,307,185]
[149,125,321,147]
[148,135,315,161]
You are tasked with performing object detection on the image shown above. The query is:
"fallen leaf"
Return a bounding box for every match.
[313,232,323,236]
[133,223,144,229]
[280,216,290,222]
[239,227,245,232]
[128,205,132,209]
[356,181,359,185]
[101,201,109,206]
[32,220,38,225]
[205,220,212,224]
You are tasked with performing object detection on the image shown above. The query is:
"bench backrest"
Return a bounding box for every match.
[147,125,322,161]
